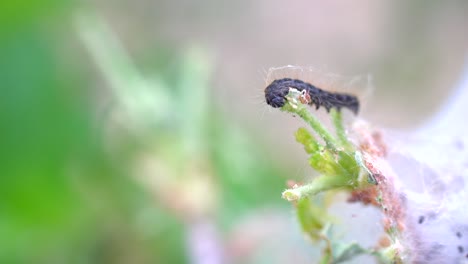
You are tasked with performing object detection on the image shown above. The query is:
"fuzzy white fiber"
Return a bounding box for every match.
[390,59,468,264]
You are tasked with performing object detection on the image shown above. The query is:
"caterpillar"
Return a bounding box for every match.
[265,78,360,115]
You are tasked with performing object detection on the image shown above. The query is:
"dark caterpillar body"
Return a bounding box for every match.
[265,78,360,115]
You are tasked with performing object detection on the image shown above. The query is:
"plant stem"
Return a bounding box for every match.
[282,175,351,201]
[283,103,339,151]
[330,109,350,149]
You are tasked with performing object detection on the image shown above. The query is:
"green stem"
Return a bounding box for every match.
[330,109,350,149]
[283,103,339,151]
[282,175,351,201]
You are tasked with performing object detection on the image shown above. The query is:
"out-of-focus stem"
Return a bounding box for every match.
[330,109,351,150]
[282,175,351,201]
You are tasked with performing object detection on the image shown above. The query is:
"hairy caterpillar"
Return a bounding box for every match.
[265,78,360,115]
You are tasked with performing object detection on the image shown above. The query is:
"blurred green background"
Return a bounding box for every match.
[0,1,467,263]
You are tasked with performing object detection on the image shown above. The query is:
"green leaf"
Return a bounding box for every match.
[331,241,368,264]
[295,127,321,154]
[296,197,328,241]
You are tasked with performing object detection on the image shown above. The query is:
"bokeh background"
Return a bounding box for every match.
[1,0,467,263]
